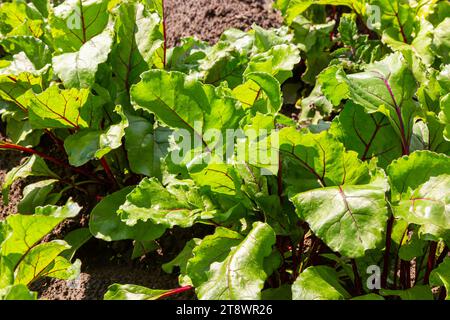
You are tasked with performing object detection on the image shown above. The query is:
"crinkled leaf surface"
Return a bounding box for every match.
[119,177,215,227]
[387,151,450,202]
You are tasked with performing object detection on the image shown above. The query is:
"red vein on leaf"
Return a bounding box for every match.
[79,0,87,43]
[376,73,410,155]
[158,286,193,300]
[0,142,101,182]
[162,0,167,68]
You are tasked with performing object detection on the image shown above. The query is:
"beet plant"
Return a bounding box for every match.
[0,0,449,300]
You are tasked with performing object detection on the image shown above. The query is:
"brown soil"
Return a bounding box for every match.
[0,0,282,300]
[165,0,282,46]
[33,236,197,300]
[0,133,26,220]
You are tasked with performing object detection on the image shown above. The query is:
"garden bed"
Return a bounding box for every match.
[0,0,282,301]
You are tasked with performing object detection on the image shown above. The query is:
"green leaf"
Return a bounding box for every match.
[380,285,433,300]
[42,256,81,281]
[351,294,385,300]
[433,18,450,64]
[118,177,216,228]
[291,16,335,84]
[89,187,166,242]
[0,36,51,70]
[5,117,43,148]
[0,284,36,300]
[190,163,240,196]
[131,240,158,259]
[131,70,243,149]
[53,28,114,89]
[198,42,247,88]
[1,209,78,267]
[163,238,201,274]
[49,0,110,53]
[252,25,291,53]
[398,231,427,261]
[131,69,207,133]
[14,240,71,285]
[61,228,92,261]
[186,228,243,287]
[439,93,450,141]
[325,53,419,153]
[394,175,449,229]
[64,105,129,166]
[430,257,450,300]
[298,83,334,124]
[124,115,171,178]
[387,150,450,202]
[233,71,282,113]
[1,155,58,206]
[261,285,293,300]
[17,179,59,214]
[0,73,42,111]
[292,266,351,300]
[104,284,175,300]
[371,0,417,44]
[317,66,348,107]
[330,102,403,168]
[29,0,48,17]
[415,113,450,154]
[245,44,301,84]
[29,85,105,129]
[0,0,43,38]
[196,222,275,300]
[64,129,102,167]
[290,181,388,258]
[276,127,371,194]
[111,1,163,101]
[274,0,357,25]
[34,198,82,218]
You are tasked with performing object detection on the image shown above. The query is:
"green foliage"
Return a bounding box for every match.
[0,0,449,300]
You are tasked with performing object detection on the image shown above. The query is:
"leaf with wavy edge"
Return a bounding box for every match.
[196,222,275,300]
[89,187,166,242]
[29,85,105,129]
[119,177,216,227]
[53,28,114,89]
[290,182,389,258]
[394,175,449,229]
[292,266,351,300]
[386,150,450,202]
[275,127,371,194]
[186,227,243,287]
[131,70,243,150]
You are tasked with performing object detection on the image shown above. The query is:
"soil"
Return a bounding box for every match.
[0,147,24,220]
[165,0,282,46]
[0,0,283,300]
